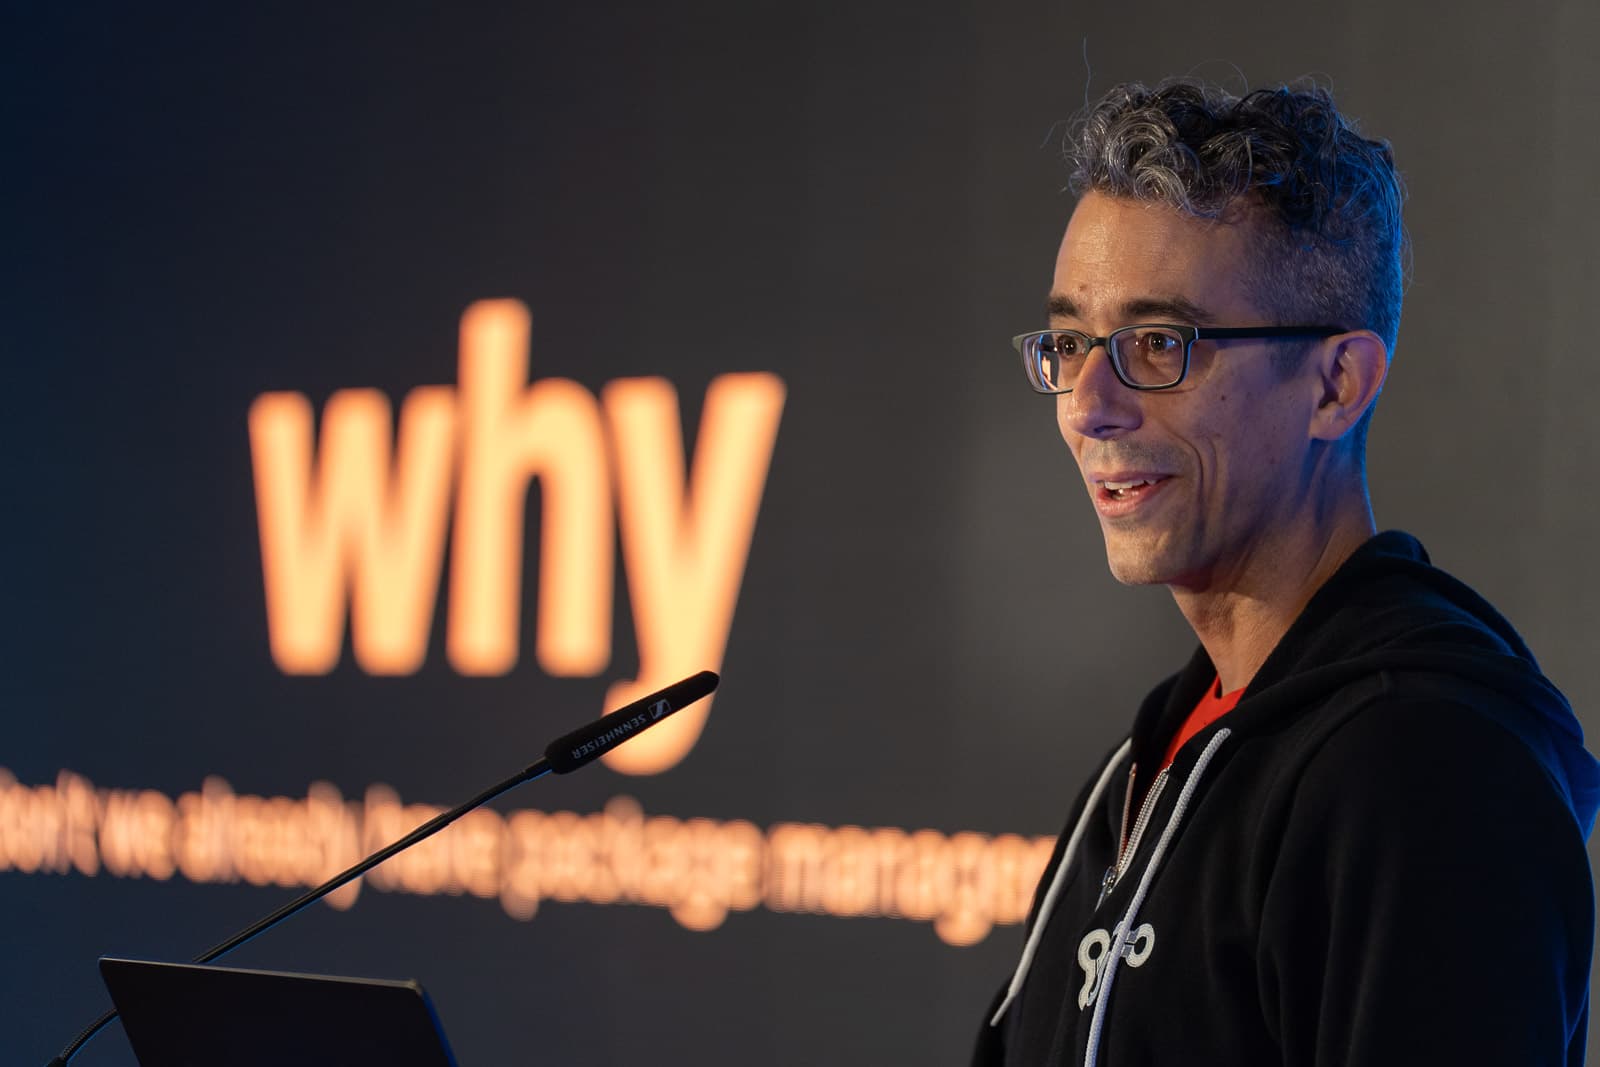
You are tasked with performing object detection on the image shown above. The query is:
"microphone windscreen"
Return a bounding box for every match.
[543,671,720,774]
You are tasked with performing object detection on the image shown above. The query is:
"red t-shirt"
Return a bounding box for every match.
[1159,677,1244,771]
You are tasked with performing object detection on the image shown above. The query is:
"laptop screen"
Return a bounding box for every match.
[99,957,460,1067]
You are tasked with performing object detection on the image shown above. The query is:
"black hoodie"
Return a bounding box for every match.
[975,531,1600,1066]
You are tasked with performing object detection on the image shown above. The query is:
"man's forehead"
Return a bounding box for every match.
[1049,192,1263,326]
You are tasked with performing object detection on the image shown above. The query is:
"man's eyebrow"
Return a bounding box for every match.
[1121,295,1216,325]
[1045,293,1079,320]
[1044,292,1218,326]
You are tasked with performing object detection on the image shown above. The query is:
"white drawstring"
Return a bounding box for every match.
[990,739,1133,1027]
[1084,728,1231,1066]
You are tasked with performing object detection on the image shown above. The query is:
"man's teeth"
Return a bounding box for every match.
[1103,478,1158,491]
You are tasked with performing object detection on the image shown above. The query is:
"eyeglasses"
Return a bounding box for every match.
[1012,324,1346,393]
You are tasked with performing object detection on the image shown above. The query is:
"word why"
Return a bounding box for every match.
[249,300,786,774]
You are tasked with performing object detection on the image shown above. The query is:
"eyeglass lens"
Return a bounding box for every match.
[1030,327,1187,391]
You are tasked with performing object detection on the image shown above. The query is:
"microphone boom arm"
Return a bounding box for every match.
[47,669,719,1067]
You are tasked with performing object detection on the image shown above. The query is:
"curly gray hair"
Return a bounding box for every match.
[1067,80,1406,356]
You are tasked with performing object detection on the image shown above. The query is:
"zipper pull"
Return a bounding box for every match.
[1095,865,1118,909]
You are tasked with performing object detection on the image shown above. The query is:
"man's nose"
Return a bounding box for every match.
[1058,343,1142,440]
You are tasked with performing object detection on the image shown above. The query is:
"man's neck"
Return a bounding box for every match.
[1171,503,1376,693]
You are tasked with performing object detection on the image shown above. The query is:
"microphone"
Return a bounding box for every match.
[544,670,718,773]
[46,670,720,1067]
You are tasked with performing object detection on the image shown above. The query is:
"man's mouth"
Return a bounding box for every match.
[1100,477,1162,501]
[1091,474,1171,514]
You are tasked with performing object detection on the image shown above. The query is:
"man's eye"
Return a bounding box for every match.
[1051,334,1084,355]
[1128,329,1181,354]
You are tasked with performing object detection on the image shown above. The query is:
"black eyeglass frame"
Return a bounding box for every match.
[1012,324,1348,394]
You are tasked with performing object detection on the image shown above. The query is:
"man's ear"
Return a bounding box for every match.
[1308,330,1388,442]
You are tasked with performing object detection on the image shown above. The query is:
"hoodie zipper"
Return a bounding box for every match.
[1096,764,1168,909]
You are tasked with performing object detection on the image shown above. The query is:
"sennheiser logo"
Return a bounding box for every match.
[649,699,671,720]
[569,713,651,761]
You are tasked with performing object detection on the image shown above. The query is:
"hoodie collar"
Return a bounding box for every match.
[1127,530,1600,832]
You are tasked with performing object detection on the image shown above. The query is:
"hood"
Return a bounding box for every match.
[1133,531,1600,836]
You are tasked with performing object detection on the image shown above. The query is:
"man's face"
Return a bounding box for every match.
[1051,192,1320,592]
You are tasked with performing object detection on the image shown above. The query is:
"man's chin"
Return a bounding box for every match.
[1101,537,1176,587]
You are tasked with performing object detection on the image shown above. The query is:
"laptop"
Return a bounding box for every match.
[99,957,460,1067]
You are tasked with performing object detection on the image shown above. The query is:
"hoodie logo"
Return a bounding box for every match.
[1077,921,1155,1009]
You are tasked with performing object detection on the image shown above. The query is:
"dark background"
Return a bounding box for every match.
[6,1,1599,1063]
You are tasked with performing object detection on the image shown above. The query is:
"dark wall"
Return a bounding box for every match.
[5,2,1598,1063]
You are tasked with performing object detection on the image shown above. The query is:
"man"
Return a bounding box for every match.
[975,80,1600,1066]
